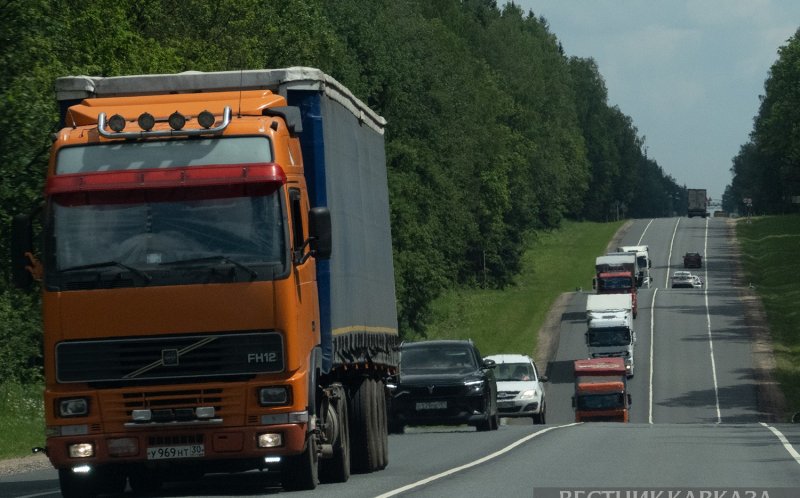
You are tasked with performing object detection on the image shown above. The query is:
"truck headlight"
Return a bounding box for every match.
[58,398,89,417]
[259,387,289,406]
[68,443,94,458]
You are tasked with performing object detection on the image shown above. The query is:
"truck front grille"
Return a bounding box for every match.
[56,331,284,384]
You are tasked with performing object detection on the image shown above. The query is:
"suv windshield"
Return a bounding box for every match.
[400,346,477,374]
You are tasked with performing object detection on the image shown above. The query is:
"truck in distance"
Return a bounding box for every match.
[593,254,638,318]
[687,188,708,218]
[572,358,632,423]
[617,245,651,288]
[12,67,398,496]
[585,294,636,378]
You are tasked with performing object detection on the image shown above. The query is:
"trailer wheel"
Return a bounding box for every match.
[349,377,379,473]
[319,389,351,483]
[282,431,320,490]
[374,379,389,469]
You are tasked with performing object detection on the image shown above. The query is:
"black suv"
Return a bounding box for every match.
[387,340,498,433]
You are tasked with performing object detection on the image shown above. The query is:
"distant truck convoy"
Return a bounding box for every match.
[617,245,651,288]
[573,358,631,423]
[12,68,398,496]
[593,254,638,318]
[585,294,636,378]
[687,188,708,218]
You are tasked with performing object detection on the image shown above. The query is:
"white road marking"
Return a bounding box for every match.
[375,423,581,498]
[703,217,722,424]
[760,422,800,465]
[649,287,658,424]
[665,218,681,287]
[637,218,654,245]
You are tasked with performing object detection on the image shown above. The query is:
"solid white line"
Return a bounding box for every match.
[637,218,654,245]
[374,423,581,498]
[760,422,800,465]
[665,218,681,287]
[17,491,60,498]
[703,217,722,423]
[649,287,658,424]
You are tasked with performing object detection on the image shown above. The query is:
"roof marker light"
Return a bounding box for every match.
[168,111,186,131]
[108,114,126,133]
[137,112,155,131]
[197,110,215,129]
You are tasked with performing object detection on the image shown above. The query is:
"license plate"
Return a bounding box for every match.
[146,444,204,460]
[416,401,447,410]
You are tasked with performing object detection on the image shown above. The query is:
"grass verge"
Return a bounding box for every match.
[736,214,800,419]
[423,219,624,357]
[0,381,44,459]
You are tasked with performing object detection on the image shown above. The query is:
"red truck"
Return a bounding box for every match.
[593,255,638,318]
[572,358,631,422]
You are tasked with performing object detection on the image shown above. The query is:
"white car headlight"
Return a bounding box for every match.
[519,389,537,400]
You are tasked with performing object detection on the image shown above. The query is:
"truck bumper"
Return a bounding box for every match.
[45,422,308,471]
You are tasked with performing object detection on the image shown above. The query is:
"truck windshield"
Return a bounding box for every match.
[577,393,625,410]
[597,277,632,291]
[587,327,631,346]
[48,137,287,287]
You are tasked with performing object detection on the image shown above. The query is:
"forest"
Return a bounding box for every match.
[0,0,686,382]
[724,28,800,216]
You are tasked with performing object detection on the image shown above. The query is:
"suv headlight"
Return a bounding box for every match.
[465,379,484,393]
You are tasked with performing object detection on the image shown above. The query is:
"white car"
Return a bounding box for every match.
[671,271,703,289]
[484,354,547,424]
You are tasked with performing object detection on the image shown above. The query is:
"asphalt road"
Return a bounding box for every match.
[3,217,800,497]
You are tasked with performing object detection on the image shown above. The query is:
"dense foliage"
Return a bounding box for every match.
[725,29,800,215]
[0,0,682,381]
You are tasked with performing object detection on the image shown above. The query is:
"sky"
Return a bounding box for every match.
[513,0,800,204]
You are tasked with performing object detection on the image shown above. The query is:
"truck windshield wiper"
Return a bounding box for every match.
[163,256,259,280]
[59,261,152,282]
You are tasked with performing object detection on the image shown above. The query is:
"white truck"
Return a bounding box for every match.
[617,245,651,288]
[585,294,636,378]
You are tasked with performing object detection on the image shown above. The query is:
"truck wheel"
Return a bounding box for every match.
[282,432,320,490]
[349,377,379,473]
[98,465,127,495]
[128,466,164,494]
[319,392,351,483]
[59,468,98,498]
[374,379,389,469]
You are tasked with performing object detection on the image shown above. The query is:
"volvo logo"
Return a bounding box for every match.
[162,349,179,366]
[427,385,435,394]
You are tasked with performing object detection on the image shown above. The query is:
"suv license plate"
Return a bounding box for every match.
[416,401,447,410]
[147,444,204,460]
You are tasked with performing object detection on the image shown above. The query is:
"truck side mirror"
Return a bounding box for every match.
[308,207,331,260]
[627,393,632,406]
[592,278,597,290]
[571,396,576,408]
[11,215,34,289]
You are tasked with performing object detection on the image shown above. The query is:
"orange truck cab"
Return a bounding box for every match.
[12,68,398,497]
[572,358,631,422]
